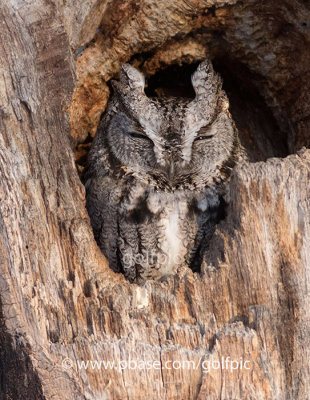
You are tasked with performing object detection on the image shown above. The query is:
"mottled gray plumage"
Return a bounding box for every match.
[85,60,243,284]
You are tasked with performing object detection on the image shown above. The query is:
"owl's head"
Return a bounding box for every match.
[99,60,239,191]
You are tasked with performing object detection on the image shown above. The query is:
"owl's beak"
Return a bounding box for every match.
[168,161,175,180]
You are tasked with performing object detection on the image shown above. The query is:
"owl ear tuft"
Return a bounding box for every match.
[188,59,222,124]
[119,63,145,91]
[191,59,221,98]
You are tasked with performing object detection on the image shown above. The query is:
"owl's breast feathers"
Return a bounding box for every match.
[116,183,222,279]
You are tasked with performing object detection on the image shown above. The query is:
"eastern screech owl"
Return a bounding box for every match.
[85,60,243,284]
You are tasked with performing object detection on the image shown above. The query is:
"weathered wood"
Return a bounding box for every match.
[0,0,310,399]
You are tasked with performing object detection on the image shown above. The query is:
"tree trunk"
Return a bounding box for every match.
[0,1,310,399]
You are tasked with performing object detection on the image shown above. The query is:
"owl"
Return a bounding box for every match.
[84,60,243,284]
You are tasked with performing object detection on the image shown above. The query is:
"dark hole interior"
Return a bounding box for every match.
[145,63,197,98]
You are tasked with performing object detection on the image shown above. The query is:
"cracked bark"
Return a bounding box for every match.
[0,0,310,399]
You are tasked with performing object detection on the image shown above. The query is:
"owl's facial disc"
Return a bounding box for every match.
[107,61,235,190]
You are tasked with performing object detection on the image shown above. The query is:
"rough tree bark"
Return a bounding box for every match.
[0,0,310,399]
